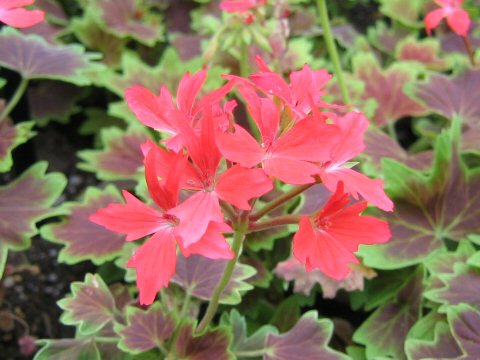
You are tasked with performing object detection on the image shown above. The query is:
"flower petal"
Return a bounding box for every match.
[216,124,264,167]
[424,8,446,35]
[0,8,44,28]
[446,8,471,37]
[264,157,319,184]
[179,222,234,259]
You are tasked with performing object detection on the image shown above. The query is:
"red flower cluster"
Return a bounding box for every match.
[0,0,44,28]
[91,58,392,305]
[425,0,471,37]
[219,0,267,23]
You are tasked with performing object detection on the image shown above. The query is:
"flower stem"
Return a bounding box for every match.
[249,184,314,221]
[179,290,192,320]
[316,0,351,105]
[462,35,476,66]
[195,218,248,335]
[248,214,302,233]
[0,78,29,124]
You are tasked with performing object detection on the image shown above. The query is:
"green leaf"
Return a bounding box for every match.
[353,266,424,359]
[171,254,256,305]
[378,0,428,28]
[114,302,175,354]
[58,274,116,335]
[34,338,101,360]
[40,185,126,265]
[360,124,480,269]
[0,120,35,173]
[0,162,66,251]
[77,126,148,181]
[395,37,448,71]
[0,27,104,85]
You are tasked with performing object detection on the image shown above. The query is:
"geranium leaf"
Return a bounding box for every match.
[425,264,480,311]
[406,68,480,126]
[395,37,448,71]
[352,53,427,126]
[90,0,164,46]
[34,338,100,360]
[40,185,126,265]
[353,266,424,359]
[446,304,480,358]
[274,255,376,298]
[0,27,103,85]
[0,120,35,173]
[57,274,116,335]
[175,323,234,360]
[367,21,410,54]
[0,162,66,251]
[27,80,84,126]
[220,310,278,360]
[171,254,256,305]
[114,302,175,354]
[360,124,480,269]
[378,0,428,28]
[406,321,462,360]
[265,311,349,360]
[77,126,148,181]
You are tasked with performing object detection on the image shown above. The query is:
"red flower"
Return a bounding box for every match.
[220,0,267,14]
[0,0,44,28]
[125,70,233,151]
[425,0,470,37]
[90,142,234,305]
[318,112,394,212]
[216,85,340,184]
[169,110,273,248]
[293,182,391,280]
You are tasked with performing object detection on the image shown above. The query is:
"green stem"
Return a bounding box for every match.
[249,184,314,221]
[316,0,351,105]
[179,290,192,320]
[195,219,249,335]
[248,214,302,233]
[0,78,29,124]
[235,349,267,357]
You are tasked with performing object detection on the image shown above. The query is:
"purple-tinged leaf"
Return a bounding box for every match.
[406,322,462,360]
[265,311,349,360]
[34,338,100,360]
[36,0,68,24]
[406,69,480,126]
[175,323,234,360]
[0,27,103,85]
[91,0,164,46]
[77,126,148,181]
[171,254,256,305]
[360,125,480,269]
[0,120,35,173]
[27,81,83,126]
[425,264,480,311]
[447,304,480,358]
[368,21,410,54]
[40,186,126,265]
[363,128,433,173]
[114,302,175,354]
[352,53,427,126]
[395,37,448,71]
[57,274,116,335]
[220,310,278,360]
[21,22,65,44]
[243,257,272,288]
[0,162,66,251]
[331,24,360,49]
[71,10,126,66]
[353,266,424,359]
[441,22,480,54]
[274,255,376,298]
[378,0,427,28]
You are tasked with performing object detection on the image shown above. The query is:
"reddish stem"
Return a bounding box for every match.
[462,35,476,66]
[248,214,302,233]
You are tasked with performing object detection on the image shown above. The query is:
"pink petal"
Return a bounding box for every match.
[330,112,368,164]
[446,8,471,37]
[168,191,223,248]
[179,222,234,259]
[293,217,358,280]
[220,0,257,13]
[125,85,177,133]
[127,230,177,305]
[273,116,340,163]
[89,190,170,241]
[424,8,446,35]
[264,157,319,184]
[320,167,394,212]
[0,1,35,8]
[0,8,44,28]
[193,81,234,117]
[249,71,293,104]
[176,70,207,115]
[216,165,273,209]
[216,124,264,167]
